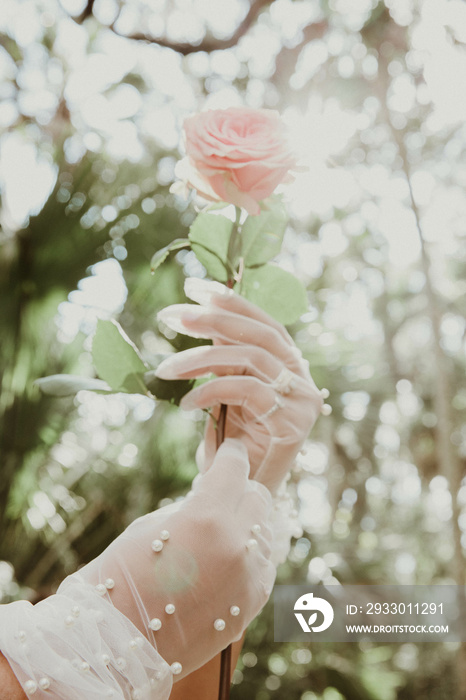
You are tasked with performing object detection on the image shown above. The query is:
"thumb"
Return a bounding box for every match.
[197,438,250,501]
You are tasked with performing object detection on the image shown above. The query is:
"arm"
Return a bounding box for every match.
[1,284,322,698]
[0,644,245,700]
[0,653,26,700]
[156,278,325,698]
[0,441,274,698]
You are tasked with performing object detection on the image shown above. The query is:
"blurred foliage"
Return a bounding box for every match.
[0,0,465,698]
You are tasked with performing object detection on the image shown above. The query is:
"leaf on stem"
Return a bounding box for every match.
[150,238,191,273]
[188,213,233,282]
[241,198,288,267]
[34,375,112,397]
[143,368,194,405]
[92,320,148,394]
[236,264,308,325]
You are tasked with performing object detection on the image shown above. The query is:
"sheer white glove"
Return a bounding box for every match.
[156,277,324,493]
[76,439,274,676]
[0,440,275,697]
[67,439,274,678]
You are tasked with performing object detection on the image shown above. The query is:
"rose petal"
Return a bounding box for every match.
[179,107,296,213]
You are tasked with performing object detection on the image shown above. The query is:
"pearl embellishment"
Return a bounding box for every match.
[251,524,261,535]
[165,603,175,614]
[160,529,170,540]
[149,618,162,630]
[64,615,75,627]
[214,618,226,631]
[102,654,111,665]
[105,578,115,590]
[321,403,332,416]
[95,583,107,596]
[151,539,164,552]
[129,636,143,650]
[170,662,182,675]
[18,630,27,643]
[24,680,38,694]
[39,677,50,690]
[246,538,258,550]
[71,606,80,617]
[230,606,240,616]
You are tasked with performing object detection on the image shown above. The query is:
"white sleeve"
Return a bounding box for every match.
[0,577,172,699]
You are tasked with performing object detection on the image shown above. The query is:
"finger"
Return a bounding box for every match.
[157,304,302,370]
[180,375,276,415]
[181,373,321,420]
[244,523,273,561]
[247,479,274,513]
[259,559,277,599]
[241,486,273,527]
[195,440,206,472]
[155,344,283,383]
[184,277,295,346]
[197,438,250,500]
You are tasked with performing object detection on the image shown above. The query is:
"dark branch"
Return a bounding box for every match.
[108,0,273,54]
[75,0,96,24]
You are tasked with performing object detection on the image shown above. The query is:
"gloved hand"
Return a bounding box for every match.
[0,440,275,698]
[70,438,275,681]
[156,277,324,493]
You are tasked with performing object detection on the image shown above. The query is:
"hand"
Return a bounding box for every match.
[74,439,275,680]
[156,277,324,492]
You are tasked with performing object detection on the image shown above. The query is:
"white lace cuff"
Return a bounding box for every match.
[0,577,173,699]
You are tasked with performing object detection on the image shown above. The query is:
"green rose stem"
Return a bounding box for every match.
[216,206,242,446]
[216,204,243,450]
[217,206,242,700]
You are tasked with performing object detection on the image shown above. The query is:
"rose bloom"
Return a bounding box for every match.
[179,107,297,215]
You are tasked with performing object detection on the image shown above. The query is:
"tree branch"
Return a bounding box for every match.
[75,0,96,24]
[74,0,274,54]
[110,0,274,56]
[114,0,272,54]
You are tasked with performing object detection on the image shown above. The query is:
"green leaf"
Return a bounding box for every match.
[188,212,233,282]
[150,238,190,273]
[236,265,308,325]
[92,320,148,394]
[143,369,194,406]
[34,375,112,397]
[241,199,288,267]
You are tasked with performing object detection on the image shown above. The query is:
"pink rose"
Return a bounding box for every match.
[181,107,296,216]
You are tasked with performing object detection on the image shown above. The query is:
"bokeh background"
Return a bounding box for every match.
[1,0,465,698]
